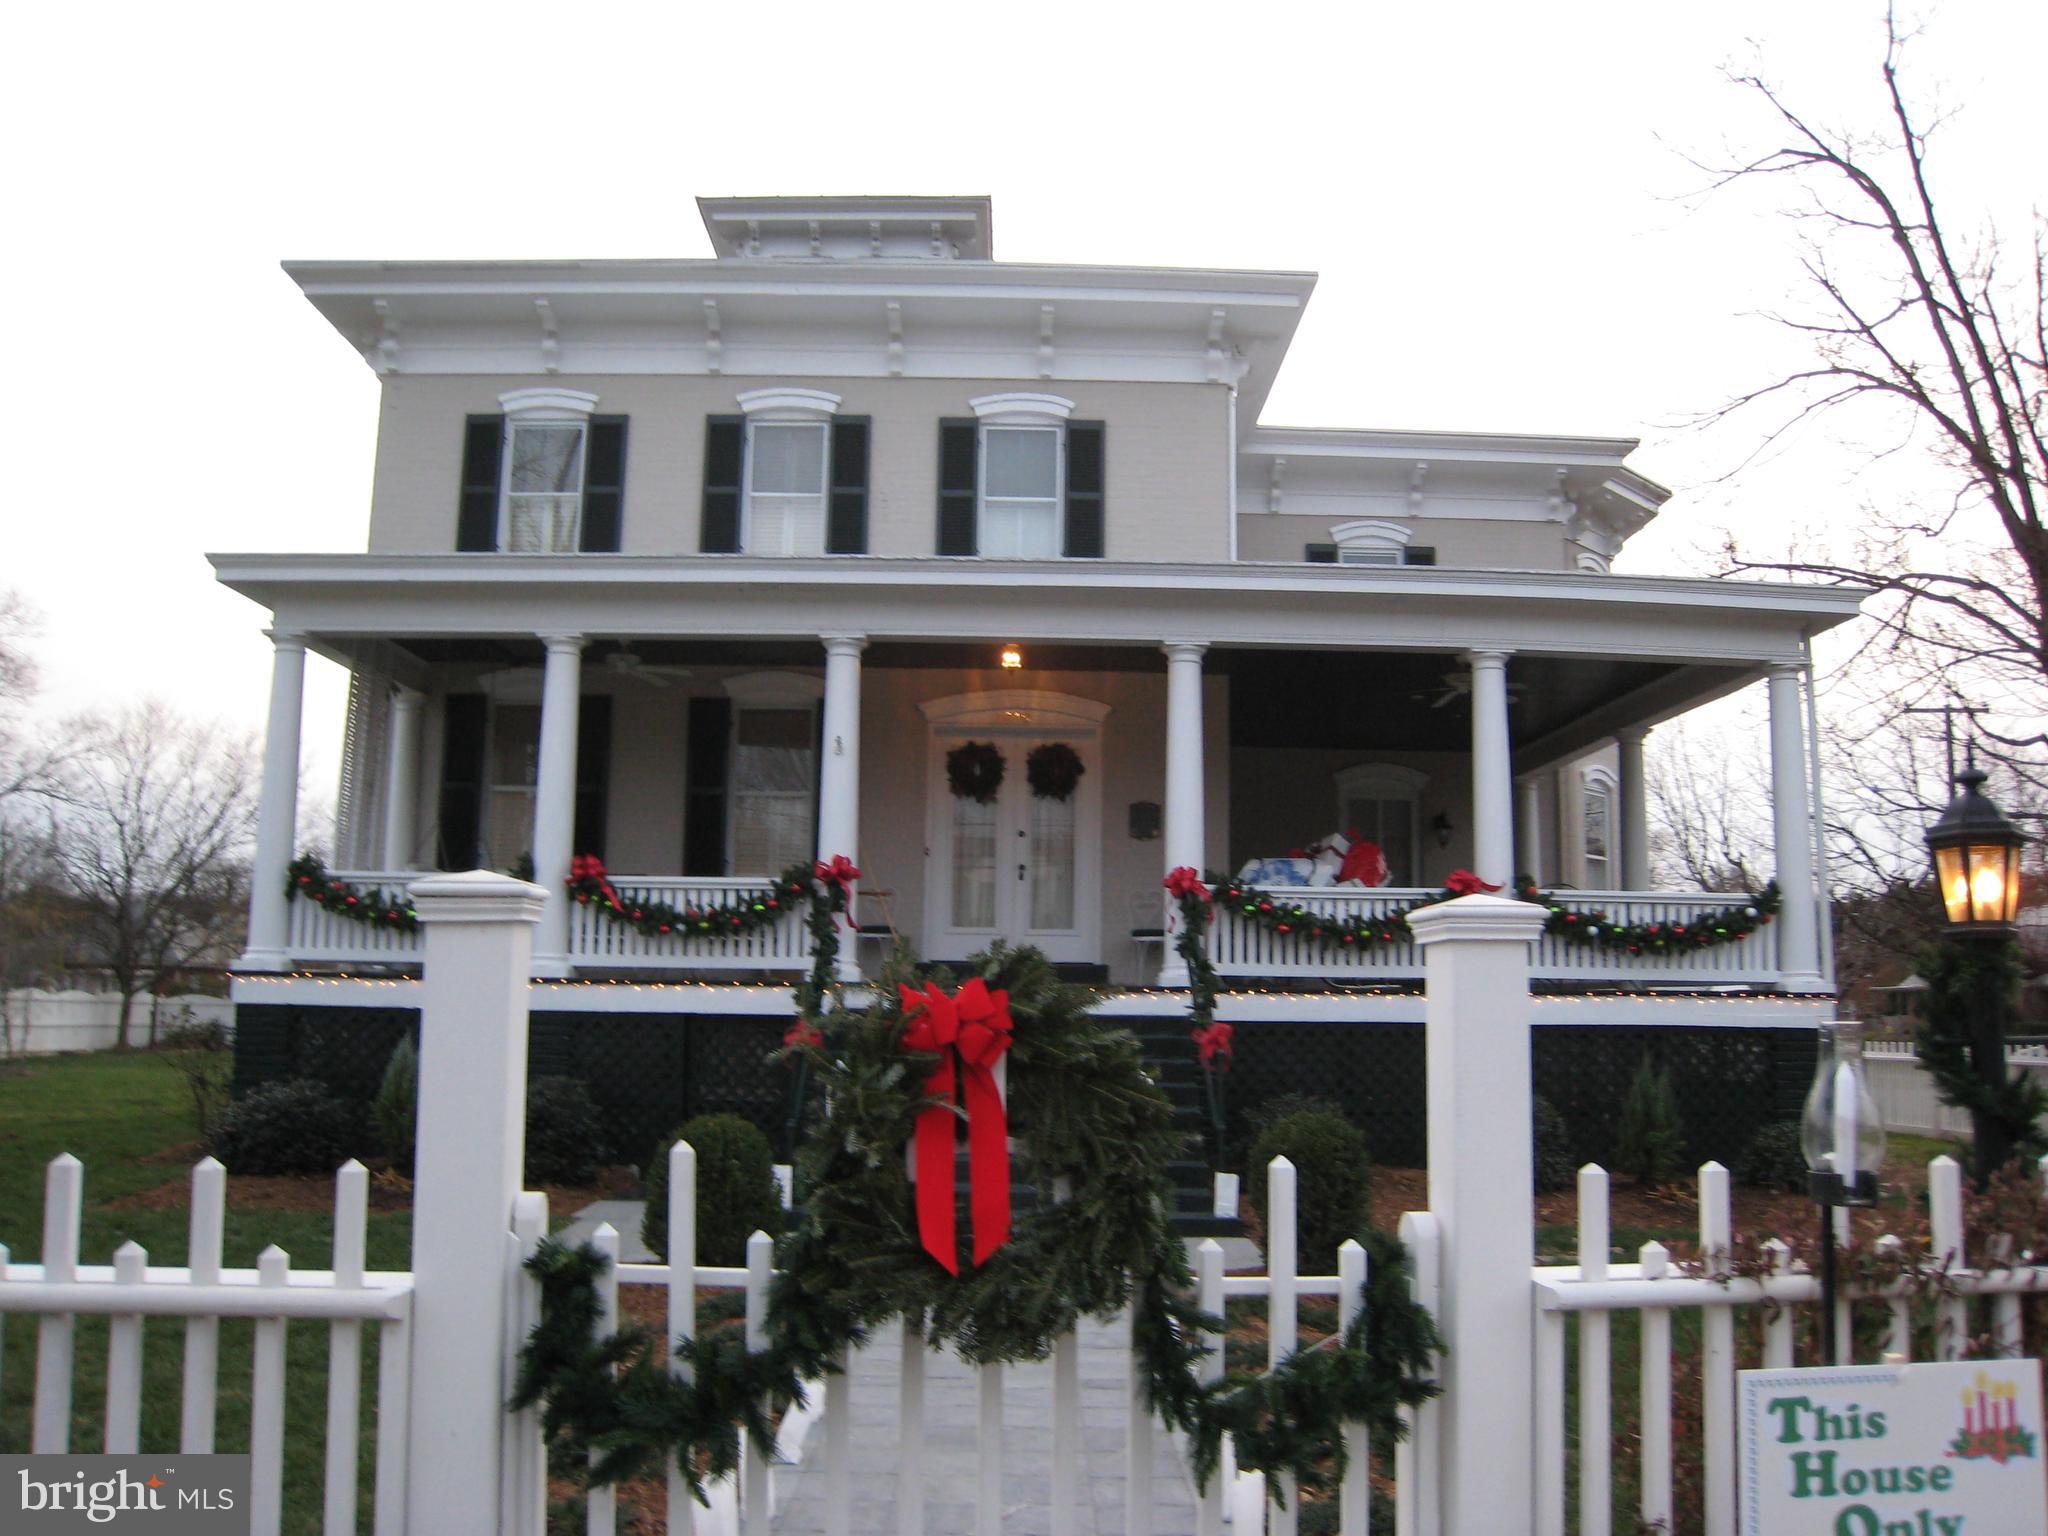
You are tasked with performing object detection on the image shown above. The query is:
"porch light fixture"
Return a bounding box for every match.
[999,644,1024,670]
[1923,762,2023,933]
[1431,811,1454,848]
[1800,1016,1885,1364]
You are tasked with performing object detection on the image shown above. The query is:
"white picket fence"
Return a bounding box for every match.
[1862,1039,2048,1137]
[0,1155,414,1536]
[1532,1153,2048,1536]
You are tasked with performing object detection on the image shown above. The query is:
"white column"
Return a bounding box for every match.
[381,687,424,871]
[530,634,584,976]
[405,870,547,1536]
[818,635,866,984]
[1517,777,1545,887]
[1617,727,1651,891]
[1408,892,1551,1536]
[1767,665,1825,991]
[1467,649,1515,889]
[240,630,308,972]
[1159,641,1208,986]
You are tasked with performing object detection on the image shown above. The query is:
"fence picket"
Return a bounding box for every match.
[1698,1161,1734,1536]
[1637,1242,1672,1531]
[1761,1241,1794,1368]
[1052,1328,1080,1536]
[976,1362,1003,1536]
[587,1224,620,1536]
[251,1245,292,1536]
[1194,1241,1225,1536]
[743,1230,773,1536]
[825,1344,851,1536]
[182,1156,226,1453]
[1533,1285,1566,1536]
[1338,1238,1370,1536]
[1929,1156,1967,1360]
[1394,1210,1441,1536]
[1127,1305,1155,1536]
[508,1192,551,1536]
[373,1310,412,1536]
[1989,1236,2024,1357]
[326,1160,369,1536]
[1576,1164,1612,1536]
[1268,1155,1300,1536]
[32,1152,81,1453]
[0,1243,9,1410]
[1873,1235,1912,1360]
[898,1315,926,1536]
[668,1140,698,1536]
[104,1241,147,1454]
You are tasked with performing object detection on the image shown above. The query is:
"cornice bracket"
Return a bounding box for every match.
[703,298,723,376]
[370,299,401,375]
[1037,304,1056,380]
[1268,457,1286,514]
[886,301,905,377]
[534,297,560,374]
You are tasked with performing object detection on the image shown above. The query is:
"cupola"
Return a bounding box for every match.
[697,195,994,261]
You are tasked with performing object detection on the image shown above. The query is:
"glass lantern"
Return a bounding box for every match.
[1925,766,2024,932]
[1799,1019,1885,1206]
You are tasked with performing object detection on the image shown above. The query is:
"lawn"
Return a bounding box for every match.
[0,1051,412,1535]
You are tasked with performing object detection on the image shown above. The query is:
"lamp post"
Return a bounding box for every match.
[1923,760,2027,1186]
[1800,1016,1884,1364]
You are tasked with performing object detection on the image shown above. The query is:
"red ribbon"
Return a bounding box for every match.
[1191,1021,1234,1069]
[568,854,621,907]
[814,855,862,888]
[1164,866,1210,903]
[1444,869,1503,895]
[899,978,1013,1274]
[782,1019,823,1052]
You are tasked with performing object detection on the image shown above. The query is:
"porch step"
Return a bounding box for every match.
[1127,1018,1241,1238]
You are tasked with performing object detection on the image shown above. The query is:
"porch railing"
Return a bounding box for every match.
[566,875,811,972]
[286,871,425,964]
[1209,886,1783,983]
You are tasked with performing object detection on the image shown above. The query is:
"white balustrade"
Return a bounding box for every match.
[569,875,813,972]
[284,871,426,963]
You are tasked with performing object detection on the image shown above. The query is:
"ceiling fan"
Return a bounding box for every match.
[602,649,694,688]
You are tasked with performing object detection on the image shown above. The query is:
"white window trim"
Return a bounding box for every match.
[496,388,600,553]
[735,390,842,556]
[1329,519,1415,565]
[968,393,1073,561]
[1332,763,1427,883]
[1580,765,1617,889]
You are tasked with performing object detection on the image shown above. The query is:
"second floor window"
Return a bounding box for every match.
[980,425,1062,558]
[701,390,870,555]
[505,423,586,552]
[456,388,625,554]
[938,394,1105,559]
[746,421,829,555]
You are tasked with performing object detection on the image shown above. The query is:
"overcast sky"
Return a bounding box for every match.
[7,1,2042,809]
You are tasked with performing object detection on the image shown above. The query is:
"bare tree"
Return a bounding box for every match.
[45,705,256,1048]
[0,591,66,805]
[1703,11,2047,780]
[1646,715,1773,892]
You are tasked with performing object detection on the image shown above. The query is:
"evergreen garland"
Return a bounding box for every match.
[284,854,419,930]
[566,856,811,940]
[1916,937,2043,1188]
[515,942,1442,1505]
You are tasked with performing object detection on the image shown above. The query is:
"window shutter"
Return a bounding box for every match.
[826,418,871,554]
[684,697,733,875]
[457,416,504,552]
[700,417,745,553]
[573,696,613,859]
[937,418,978,555]
[1304,543,1338,563]
[1403,546,1437,566]
[580,417,627,552]
[1063,421,1106,558]
[436,693,487,868]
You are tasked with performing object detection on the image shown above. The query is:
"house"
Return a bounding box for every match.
[211,195,1862,1169]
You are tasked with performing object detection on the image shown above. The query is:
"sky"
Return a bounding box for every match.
[6,0,2043,810]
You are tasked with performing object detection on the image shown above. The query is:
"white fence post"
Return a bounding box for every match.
[404,869,547,1536]
[1406,892,1549,1536]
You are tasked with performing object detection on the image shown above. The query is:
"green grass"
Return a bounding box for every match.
[0,1052,411,1535]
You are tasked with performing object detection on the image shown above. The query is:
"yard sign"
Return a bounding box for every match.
[1739,1360,2047,1534]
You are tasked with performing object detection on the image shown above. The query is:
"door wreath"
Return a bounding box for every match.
[1024,740,1085,801]
[945,740,1006,804]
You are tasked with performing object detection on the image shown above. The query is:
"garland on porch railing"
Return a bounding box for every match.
[283,854,419,931]
[515,943,1443,1507]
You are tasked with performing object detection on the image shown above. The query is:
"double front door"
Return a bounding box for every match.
[925,727,1100,966]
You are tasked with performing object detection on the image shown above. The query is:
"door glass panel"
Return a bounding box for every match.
[1028,791,1075,929]
[486,706,540,869]
[730,708,815,873]
[1343,795,1416,884]
[1584,787,1612,887]
[951,793,997,929]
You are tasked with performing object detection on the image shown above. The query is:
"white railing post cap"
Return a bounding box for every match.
[407,869,549,924]
[1405,892,1550,947]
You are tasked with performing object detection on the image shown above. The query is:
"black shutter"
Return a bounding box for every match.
[1063,421,1106,558]
[701,417,745,553]
[1305,543,1338,563]
[826,418,871,554]
[1403,546,1437,566]
[457,416,504,552]
[683,697,733,875]
[937,418,978,555]
[573,696,613,859]
[580,417,627,552]
[436,693,488,869]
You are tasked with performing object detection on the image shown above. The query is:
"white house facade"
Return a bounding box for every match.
[212,196,1861,1174]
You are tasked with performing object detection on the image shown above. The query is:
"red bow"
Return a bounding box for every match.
[1191,1021,1234,1069]
[782,1019,824,1052]
[1444,869,1503,895]
[899,978,1013,1273]
[568,854,621,907]
[814,855,862,888]
[1164,866,1210,903]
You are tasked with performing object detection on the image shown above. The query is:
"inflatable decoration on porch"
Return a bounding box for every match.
[945,739,1007,804]
[515,942,1444,1506]
[283,854,419,931]
[1023,740,1085,801]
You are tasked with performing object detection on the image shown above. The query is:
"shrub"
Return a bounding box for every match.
[642,1114,782,1265]
[525,1076,606,1185]
[1247,1107,1373,1272]
[1737,1119,1810,1193]
[1614,1055,1686,1187]
[159,1017,232,1143]
[213,1079,360,1175]
[1533,1093,1576,1194]
[372,1033,418,1174]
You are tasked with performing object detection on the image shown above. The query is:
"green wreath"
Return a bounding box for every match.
[1025,741,1085,801]
[946,740,1006,804]
[515,943,1442,1504]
